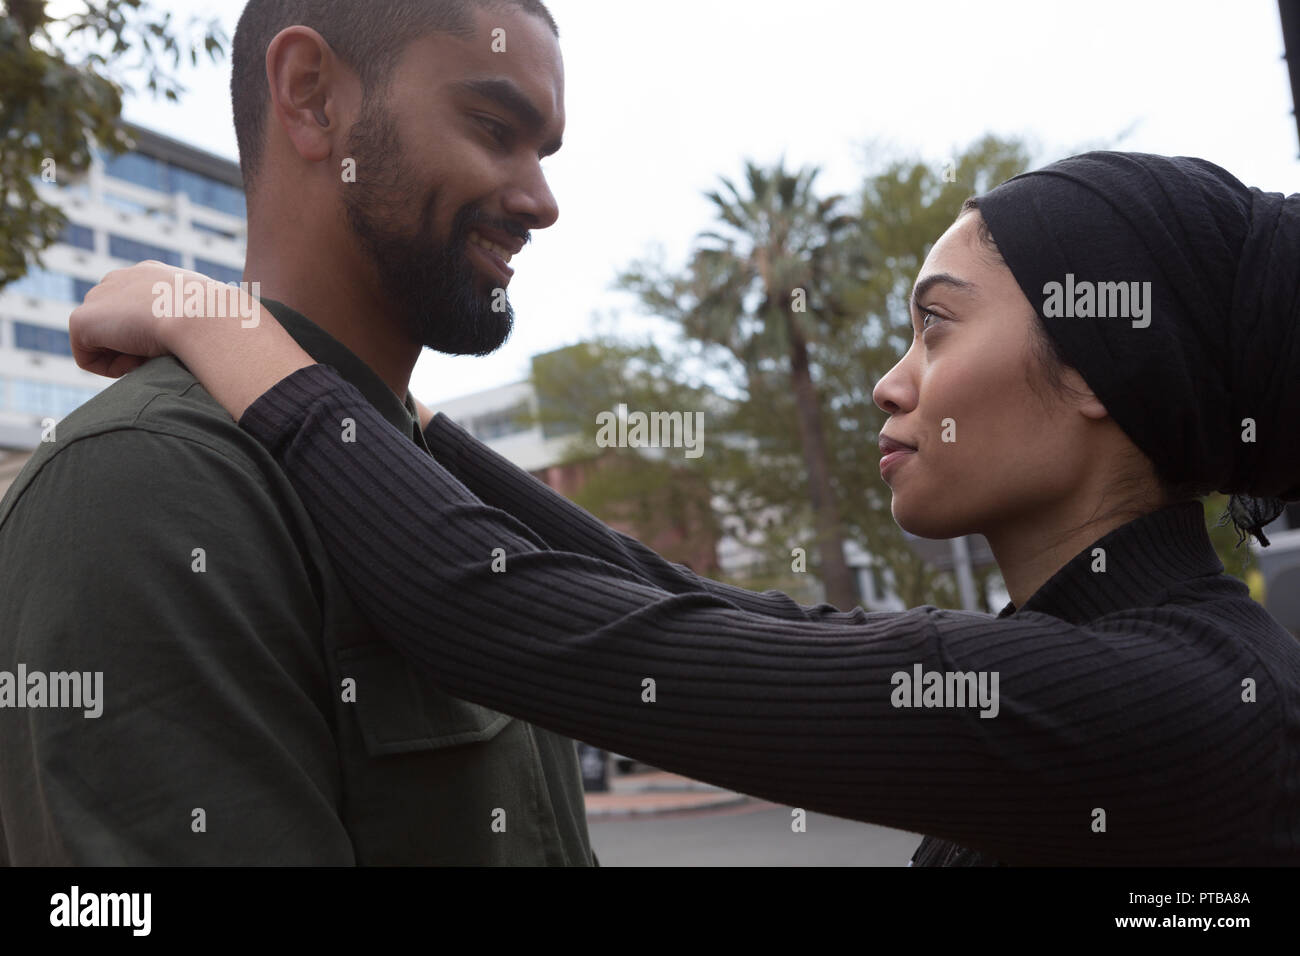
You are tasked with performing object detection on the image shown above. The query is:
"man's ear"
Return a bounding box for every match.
[1062,366,1110,420]
[264,25,354,168]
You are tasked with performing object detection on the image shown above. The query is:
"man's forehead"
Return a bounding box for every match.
[401,9,563,119]
[408,11,561,82]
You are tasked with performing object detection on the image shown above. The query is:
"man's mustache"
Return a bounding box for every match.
[453,210,531,247]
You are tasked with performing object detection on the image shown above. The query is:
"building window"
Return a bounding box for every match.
[170,165,245,218]
[103,151,168,193]
[540,415,580,440]
[468,402,532,441]
[14,322,73,357]
[536,392,580,439]
[108,234,182,267]
[193,257,243,286]
[103,150,245,218]
[57,179,92,201]
[8,378,101,418]
[192,220,237,240]
[3,266,91,303]
[103,192,171,219]
[59,222,95,251]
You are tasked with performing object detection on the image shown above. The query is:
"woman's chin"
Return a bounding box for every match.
[891,499,963,540]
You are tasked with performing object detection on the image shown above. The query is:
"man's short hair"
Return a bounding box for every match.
[230,0,558,191]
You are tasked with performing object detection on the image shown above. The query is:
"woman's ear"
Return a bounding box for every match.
[1062,366,1110,420]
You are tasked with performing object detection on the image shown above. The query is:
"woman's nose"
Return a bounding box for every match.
[873,352,917,416]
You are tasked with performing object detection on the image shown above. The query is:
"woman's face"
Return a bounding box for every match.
[872,211,1104,539]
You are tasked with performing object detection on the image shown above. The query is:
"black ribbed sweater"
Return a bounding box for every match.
[239,363,1300,866]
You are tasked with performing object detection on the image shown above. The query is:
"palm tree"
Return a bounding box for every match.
[623,159,861,608]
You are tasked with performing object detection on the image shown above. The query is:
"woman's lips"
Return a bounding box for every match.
[878,432,916,478]
[879,448,915,477]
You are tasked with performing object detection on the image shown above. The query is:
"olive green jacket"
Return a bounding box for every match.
[0,299,594,865]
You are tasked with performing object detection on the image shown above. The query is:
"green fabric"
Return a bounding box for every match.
[0,299,594,865]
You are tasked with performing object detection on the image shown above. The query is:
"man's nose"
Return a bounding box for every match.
[503,167,559,230]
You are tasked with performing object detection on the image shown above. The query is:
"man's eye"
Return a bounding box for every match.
[478,117,512,147]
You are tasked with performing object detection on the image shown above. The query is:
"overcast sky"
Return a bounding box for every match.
[111,0,1300,405]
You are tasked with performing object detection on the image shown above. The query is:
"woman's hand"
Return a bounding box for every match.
[69,259,315,421]
[69,261,210,377]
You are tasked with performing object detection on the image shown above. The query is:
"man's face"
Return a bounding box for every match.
[341,7,564,355]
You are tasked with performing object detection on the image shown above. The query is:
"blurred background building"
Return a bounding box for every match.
[437,366,727,580]
[0,123,246,495]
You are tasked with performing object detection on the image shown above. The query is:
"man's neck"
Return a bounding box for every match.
[243,247,421,401]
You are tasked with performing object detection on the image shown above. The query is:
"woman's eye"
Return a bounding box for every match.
[920,309,941,332]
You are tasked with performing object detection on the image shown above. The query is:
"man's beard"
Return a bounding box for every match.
[341,104,518,356]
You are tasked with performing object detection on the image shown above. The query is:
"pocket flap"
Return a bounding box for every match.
[338,641,511,755]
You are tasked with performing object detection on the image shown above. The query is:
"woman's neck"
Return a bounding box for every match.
[984,502,1153,608]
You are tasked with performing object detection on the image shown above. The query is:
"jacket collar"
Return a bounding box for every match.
[259,298,427,449]
[999,500,1224,624]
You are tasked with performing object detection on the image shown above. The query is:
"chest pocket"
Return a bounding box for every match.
[331,639,555,866]
[338,640,512,755]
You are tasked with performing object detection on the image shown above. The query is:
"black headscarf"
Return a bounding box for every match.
[976,151,1300,546]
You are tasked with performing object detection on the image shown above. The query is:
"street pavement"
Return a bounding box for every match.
[584,771,922,866]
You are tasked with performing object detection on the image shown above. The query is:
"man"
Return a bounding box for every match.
[0,0,592,865]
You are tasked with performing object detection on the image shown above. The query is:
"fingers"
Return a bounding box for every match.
[106,353,149,378]
[69,260,191,378]
[71,341,148,379]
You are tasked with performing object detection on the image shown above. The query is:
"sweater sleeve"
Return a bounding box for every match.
[423,411,868,623]
[239,363,1282,866]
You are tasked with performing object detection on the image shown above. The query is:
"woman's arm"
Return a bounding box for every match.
[424,412,874,624]
[238,363,1267,865]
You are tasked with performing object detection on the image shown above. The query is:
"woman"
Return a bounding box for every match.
[70,151,1300,866]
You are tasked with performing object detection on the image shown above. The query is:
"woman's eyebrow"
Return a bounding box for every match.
[909,273,979,312]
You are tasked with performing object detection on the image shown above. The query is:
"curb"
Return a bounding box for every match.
[584,791,753,818]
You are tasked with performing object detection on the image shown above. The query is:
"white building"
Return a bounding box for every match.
[0,124,246,490]
[434,380,575,473]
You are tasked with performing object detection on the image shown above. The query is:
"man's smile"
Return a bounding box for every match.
[467,229,518,284]
[468,230,518,262]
